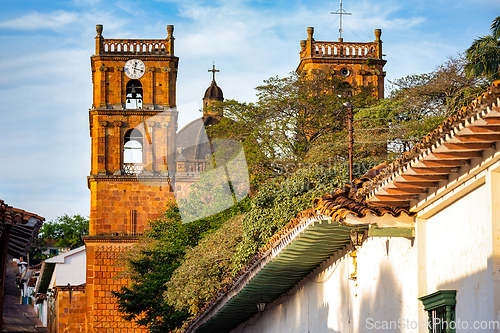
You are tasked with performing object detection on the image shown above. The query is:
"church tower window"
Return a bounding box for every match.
[123,129,143,174]
[125,80,143,109]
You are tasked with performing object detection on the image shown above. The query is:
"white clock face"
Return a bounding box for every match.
[124,59,146,79]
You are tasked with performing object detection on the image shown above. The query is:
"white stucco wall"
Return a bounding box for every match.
[55,249,86,286]
[423,182,495,329]
[232,236,417,333]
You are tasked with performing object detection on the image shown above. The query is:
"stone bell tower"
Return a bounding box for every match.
[84,24,178,332]
[297,27,386,99]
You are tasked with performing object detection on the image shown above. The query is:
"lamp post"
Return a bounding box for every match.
[343,102,354,183]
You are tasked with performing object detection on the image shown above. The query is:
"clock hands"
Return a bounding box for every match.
[124,59,145,79]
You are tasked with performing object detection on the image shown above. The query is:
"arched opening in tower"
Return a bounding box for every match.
[125,80,143,109]
[123,128,144,174]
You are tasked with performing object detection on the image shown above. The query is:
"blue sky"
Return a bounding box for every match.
[0,0,499,222]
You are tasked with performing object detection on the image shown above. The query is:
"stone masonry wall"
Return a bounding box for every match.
[54,286,86,333]
[85,241,147,333]
[89,179,173,236]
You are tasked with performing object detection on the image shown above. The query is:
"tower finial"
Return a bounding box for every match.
[331,0,351,41]
[96,24,103,37]
[208,62,220,82]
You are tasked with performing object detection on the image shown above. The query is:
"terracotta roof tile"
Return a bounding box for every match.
[313,178,415,220]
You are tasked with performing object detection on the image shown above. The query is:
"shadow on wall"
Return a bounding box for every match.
[357,261,403,333]
[312,254,350,332]
[435,257,495,329]
[336,258,352,332]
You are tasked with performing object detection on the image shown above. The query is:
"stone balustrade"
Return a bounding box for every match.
[312,41,377,58]
[123,163,144,175]
[185,159,209,173]
[99,39,170,55]
[94,24,175,56]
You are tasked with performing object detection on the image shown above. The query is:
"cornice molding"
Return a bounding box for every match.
[89,109,176,116]
[91,55,179,62]
[87,175,172,182]
[83,235,140,243]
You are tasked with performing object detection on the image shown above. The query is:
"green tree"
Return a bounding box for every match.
[112,205,192,333]
[207,70,377,183]
[348,55,487,157]
[465,15,500,80]
[30,214,89,264]
[38,214,89,249]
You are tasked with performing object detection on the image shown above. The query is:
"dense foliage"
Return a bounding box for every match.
[161,165,347,321]
[113,199,250,332]
[231,165,347,271]
[465,15,500,81]
[165,214,245,315]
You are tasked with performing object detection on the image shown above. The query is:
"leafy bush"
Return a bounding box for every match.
[231,165,346,272]
[165,214,245,315]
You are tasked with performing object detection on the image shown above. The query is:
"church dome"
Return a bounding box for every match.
[204,80,224,102]
[176,118,212,161]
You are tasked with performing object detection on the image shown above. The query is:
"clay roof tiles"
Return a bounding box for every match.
[313,178,415,220]
[0,199,44,258]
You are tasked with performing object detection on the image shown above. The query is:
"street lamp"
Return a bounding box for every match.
[349,229,364,249]
[256,302,266,312]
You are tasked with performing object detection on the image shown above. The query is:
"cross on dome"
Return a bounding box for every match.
[208,63,220,82]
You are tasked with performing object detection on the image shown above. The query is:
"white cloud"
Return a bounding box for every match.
[0,11,79,31]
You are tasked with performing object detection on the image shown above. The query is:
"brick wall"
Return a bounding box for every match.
[54,286,86,333]
[85,240,147,333]
[89,179,173,236]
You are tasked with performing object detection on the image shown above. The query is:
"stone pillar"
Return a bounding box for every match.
[375,29,382,59]
[167,25,174,56]
[95,25,103,55]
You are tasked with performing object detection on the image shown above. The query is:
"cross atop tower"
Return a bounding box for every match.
[331,0,351,41]
[208,63,220,82]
